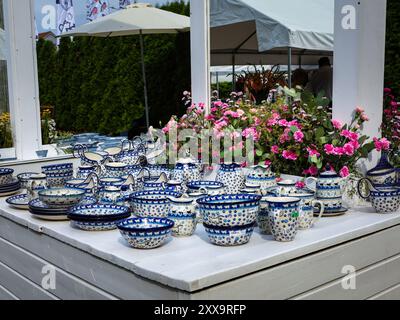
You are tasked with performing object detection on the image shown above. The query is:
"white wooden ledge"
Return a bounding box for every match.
[1,197,400,300]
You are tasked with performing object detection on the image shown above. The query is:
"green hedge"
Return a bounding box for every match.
[385,0,400,96]
[36,1,190,136]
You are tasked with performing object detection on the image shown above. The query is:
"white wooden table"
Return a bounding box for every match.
[0,199,400,300]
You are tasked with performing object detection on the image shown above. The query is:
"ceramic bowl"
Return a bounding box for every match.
[17,172,38,189]
[369,189,400,213]
[0,168,14,185]
[129,190,181,218]
[203,223,255,246]
[117,217,174,249]
[99,177,124,188]
[104,162,128,177]
[38,188,86,208]
[45,171,74,187]
[197,194,261,227]
[68,204,131,231]
[187,181,225,195]
[41,163,73,173]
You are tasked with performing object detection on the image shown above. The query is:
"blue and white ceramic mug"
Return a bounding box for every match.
[288,193,324,229]
[264,197,301,242]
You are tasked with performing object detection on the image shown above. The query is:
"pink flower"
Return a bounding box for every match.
[384,88,392,94]
[309,166,319,176]
[361,113,369,121]
[339,166,350,178]
[350,140,360,150]
[236,109,245,117]
[293,131,304,143]
[333,147,344,156]
[213,101,223,108]
[355,106,365,114]
[324,144,335,155]
[278,119,289,127]
[253,117,261,126]
[250,108,258,114]
[295,181,306,189]
[264,160,272,167]
[205,114,215,121]
[332,120,343,130]
[374,137,391,152]
[242,128,260,141]
[271,145,279,154]
[282,150,298,161]
[343,143,355,156]
[307,147,320,157]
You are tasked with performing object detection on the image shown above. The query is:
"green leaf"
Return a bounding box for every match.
[256,149,264,157]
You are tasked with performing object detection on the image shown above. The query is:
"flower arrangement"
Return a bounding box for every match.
[161,88,388,178]
[382,87,400,165]
[0,112,13,148]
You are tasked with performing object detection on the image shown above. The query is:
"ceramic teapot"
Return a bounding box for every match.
[305,168,346,199]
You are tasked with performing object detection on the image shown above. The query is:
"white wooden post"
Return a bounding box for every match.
[190,0,211,113]
[333,0,387,168]
[4,0,42,160]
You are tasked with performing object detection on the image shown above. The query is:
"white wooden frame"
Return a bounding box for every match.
[3,0,42,161]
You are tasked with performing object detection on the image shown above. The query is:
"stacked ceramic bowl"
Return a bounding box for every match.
[42,163,74,188]
[197,194,262,246]
[0,168,21,197]
[68,204,131,231]
[28,188,93,220]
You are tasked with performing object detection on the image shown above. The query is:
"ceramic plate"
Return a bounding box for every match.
[29,196,97,213]
[0,189,21,197]
[314,206,349,217]
[29,212,69,221]
[6,194,30,210]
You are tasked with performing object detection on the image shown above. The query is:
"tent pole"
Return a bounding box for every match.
[140,30,150,130]
[288,47,292,88]
[232,54,236,92]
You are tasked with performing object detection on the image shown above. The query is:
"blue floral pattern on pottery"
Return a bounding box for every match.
[204,223,255,246]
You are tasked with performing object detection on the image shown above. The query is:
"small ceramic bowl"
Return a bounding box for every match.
[187,181,225,195]
[0,168,14,186]
[38,188,86,208]
[204,223,255,246]
[129,190,181,218]
[117,217,174,249]
[197,194,262,227]
[68,204,131,231]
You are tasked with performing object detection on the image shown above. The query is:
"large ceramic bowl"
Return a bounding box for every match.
[38,188,86,208]
[0,168,14,185]
[203,223,255,246]
[197,194,262,227]
[41,163,73,174]
[68,204,131,231]
[129,190,181,218]
[117,217,174,249]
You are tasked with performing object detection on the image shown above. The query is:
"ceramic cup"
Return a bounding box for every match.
[288,193,325,229]
[263,197,301,242]
[26,173,48,200]
[358,178,400,213]
[168,195,197,237]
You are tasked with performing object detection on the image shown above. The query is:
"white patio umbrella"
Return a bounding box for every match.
[61,3,190,129]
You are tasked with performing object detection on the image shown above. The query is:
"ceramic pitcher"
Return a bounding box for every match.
[288,193,325,229]
[216,163,245,194]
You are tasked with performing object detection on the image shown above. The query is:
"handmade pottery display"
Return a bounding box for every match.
[38,188,86,208]
[68,204,131,231]
[216,163,245,194]
[358,178,400,213]
[288,192,324,229]
[129,190,181,218]
[197,194,261,228]
[203,223,255,246]
[0,168,14,185]
[117,217,174,249]
[263,197,301,242]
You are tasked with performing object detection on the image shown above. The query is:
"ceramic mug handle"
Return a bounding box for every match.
[312,200,325,225]
[305,177,318,192]
[357,178,373,199]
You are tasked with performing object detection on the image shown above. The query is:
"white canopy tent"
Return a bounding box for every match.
[210,0,334,87]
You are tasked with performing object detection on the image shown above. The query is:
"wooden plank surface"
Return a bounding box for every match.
[0,284,18,300]
[0,216,187,299]
[293,254,400,300]
[190,225,400,299]
[368,283,400,300]
[0,236,117,300]
[1,200,400,292]
[0,260,58,300]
